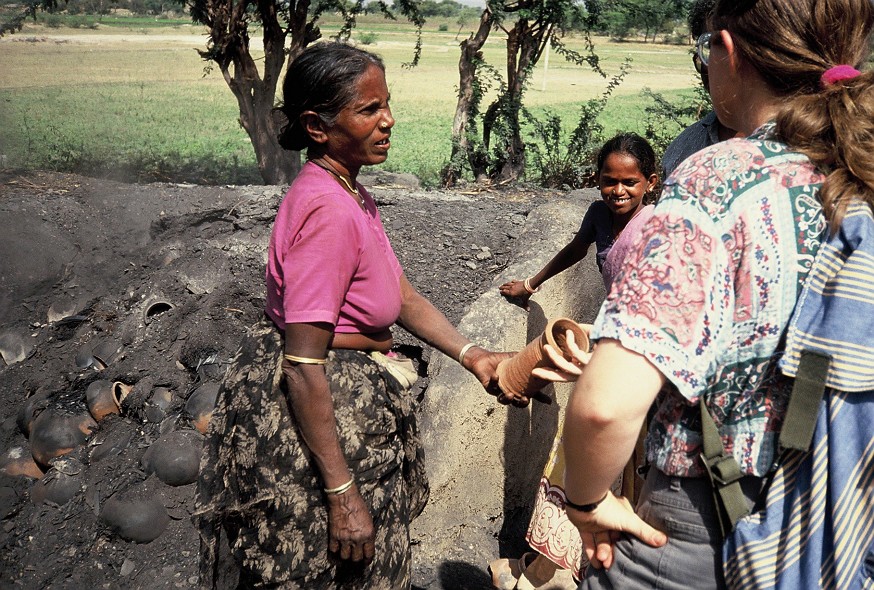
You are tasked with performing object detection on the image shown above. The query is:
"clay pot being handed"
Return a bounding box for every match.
[496,317,591,399]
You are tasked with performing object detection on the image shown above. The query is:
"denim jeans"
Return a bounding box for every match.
[579,468,762,590]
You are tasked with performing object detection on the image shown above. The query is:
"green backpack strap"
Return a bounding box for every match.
[780,351,830,451]
[700,350,830,538]
[699,398,749,538]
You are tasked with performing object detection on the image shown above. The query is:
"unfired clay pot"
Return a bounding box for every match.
[29,408,97,467]
[496,317,591,398]
[85,380,132,422]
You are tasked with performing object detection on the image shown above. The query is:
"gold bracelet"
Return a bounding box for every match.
[324,477,355,495]
[458,342,477,366]
[523,278,540,294]
[283,353,327,365]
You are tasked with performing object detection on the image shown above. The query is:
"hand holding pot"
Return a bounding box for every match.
[531,326,593,382]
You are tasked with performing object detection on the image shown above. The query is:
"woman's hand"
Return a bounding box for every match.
[326,486,376,563]
[498,279,532,310]
[531,329,593,383]
[466,347,513,397]
[566,493,667,570]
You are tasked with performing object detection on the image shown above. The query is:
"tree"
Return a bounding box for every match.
[601,0,689,43]
[182,0,424,184]
[443,0,603,186]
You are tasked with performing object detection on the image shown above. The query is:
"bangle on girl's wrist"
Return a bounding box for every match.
[564,490,609,512]
[458,342,477,366]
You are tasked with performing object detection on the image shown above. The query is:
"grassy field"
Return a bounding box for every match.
[0,15,702,186]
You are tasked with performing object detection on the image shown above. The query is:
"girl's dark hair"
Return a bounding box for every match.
[597,133,659,204]
[712,0,874,230]
[597,133,658,177]
[688,0,716,39]
[276,42,385,152]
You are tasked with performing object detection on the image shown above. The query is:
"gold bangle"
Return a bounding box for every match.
[283,353,327,365]
[458,342,477,366]
[324,477,355,495]
[523,278,540,294]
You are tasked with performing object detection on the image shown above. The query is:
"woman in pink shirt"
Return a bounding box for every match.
[195,43,512,589]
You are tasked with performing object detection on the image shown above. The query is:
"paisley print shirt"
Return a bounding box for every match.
[591,123,827,477]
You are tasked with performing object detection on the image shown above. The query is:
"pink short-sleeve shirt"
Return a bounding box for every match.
[264,162,403,334]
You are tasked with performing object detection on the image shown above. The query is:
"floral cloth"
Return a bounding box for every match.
[592,123,827,477]
[194,318,428,589]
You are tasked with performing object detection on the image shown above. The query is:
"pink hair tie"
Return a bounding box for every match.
[821,64,862,87]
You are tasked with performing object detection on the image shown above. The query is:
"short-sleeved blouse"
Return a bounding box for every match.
[264,162,403,334]
[591,124,827,477]
[577,201,615,274]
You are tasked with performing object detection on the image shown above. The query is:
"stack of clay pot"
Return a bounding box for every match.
[496,317,590,398]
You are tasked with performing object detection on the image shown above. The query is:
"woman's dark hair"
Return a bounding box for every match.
[597,133,659,204]
[276,42,385,152]
[688,0,716,39]
[712,0,874,230]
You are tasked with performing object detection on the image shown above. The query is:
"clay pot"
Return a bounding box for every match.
[85,380,132,422]
[142,297,174,325]
[185,382,220,435]
[141,430,203,486]
[100,494,170,543]
[0,446,44,479]
[144,387,173,423]
[30,457,83,505]
[29,407,97,467]
[17,391,50,438]
[496,317,591,398]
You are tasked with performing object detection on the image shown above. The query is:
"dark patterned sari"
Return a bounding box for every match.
[194,318,429,589]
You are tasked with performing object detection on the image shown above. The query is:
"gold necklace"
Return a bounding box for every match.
[311,158,361,204]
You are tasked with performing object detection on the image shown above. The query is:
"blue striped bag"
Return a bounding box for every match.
[704,202,874,589]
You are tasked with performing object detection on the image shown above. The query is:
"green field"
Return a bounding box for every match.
[0,16,703,186]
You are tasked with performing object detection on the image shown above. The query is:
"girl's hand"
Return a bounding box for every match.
[498,280,532,310]
[531,330,593,382]
[326,486,376,563]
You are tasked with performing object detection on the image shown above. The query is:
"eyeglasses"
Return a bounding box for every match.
[692,51,704,74]
[696,31,719,68]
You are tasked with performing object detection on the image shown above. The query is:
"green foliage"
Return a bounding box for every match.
[525,58,632,188]
[437,23,447,31]
[597,0,691,43]
[641,82,710,161]
[357,30,378,44]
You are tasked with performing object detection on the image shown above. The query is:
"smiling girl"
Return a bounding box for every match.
[499,133,659,308]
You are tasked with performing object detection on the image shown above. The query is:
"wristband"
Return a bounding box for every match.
[564,490,609,512]
[458,342,477,366]
[324,477,355,495]
[284,353,327,365]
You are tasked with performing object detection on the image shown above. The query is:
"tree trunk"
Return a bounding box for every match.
[443,8,493,186]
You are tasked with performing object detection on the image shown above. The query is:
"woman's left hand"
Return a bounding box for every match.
[531,330,593,383]
[566,493,667,570]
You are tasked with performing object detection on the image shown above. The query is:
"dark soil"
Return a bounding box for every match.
[0,170,562,589]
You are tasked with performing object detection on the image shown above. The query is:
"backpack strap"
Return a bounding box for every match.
[700,351,830,537]
[780,351,830,452]
[699,399,749,538]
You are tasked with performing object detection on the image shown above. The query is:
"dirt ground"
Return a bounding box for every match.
[0,169,565,589]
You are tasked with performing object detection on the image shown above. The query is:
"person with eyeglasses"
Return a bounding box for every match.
[539,0,874,588]
[660,0,740,180]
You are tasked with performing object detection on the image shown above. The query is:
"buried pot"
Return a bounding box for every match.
[0,446,44,479]
[144,386,174,423]
[100,493,170,543]
[29,407,98,468]
[30,456,83,506]
[141,429,203,486]
[85,380,132,422]
[185,382,220,435]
